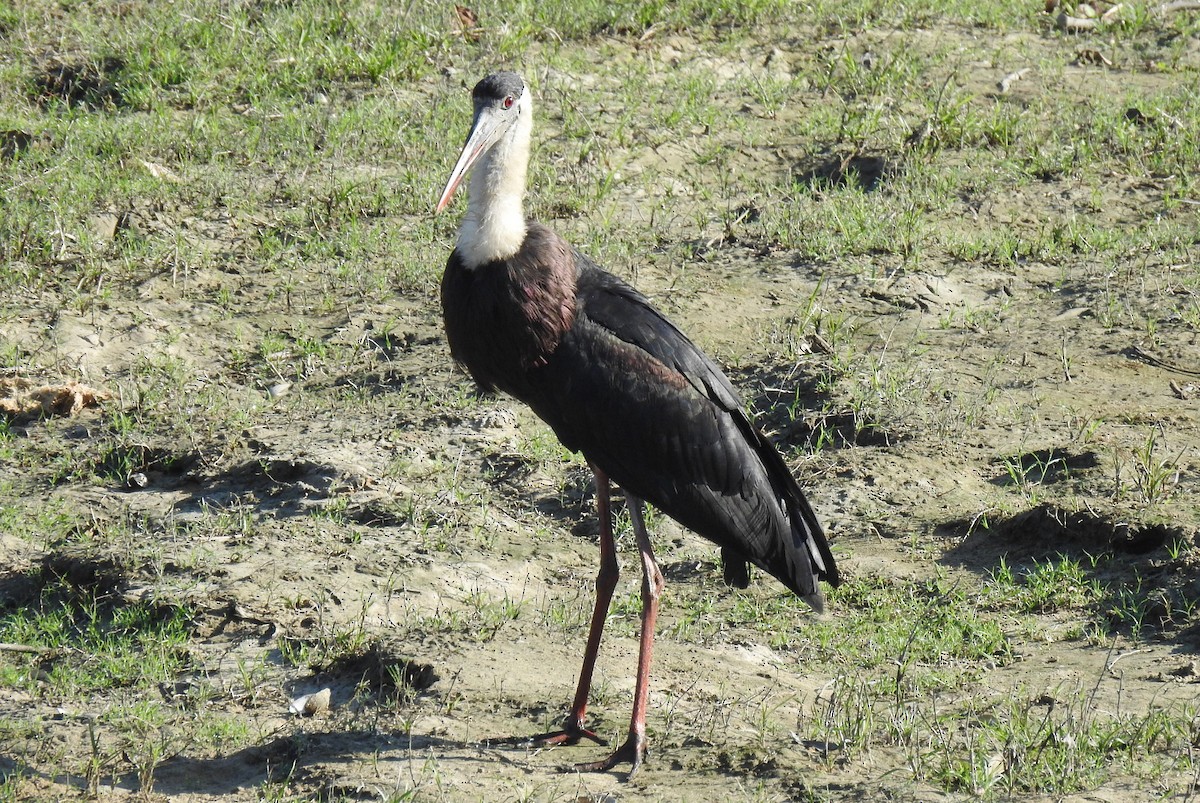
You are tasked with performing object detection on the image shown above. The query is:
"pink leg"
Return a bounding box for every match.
[532,466,617,747]
[576,493,663,778]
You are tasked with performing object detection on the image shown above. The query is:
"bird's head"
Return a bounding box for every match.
[436,71,531,214]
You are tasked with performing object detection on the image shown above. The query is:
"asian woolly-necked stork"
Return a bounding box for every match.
[435,71,838,777]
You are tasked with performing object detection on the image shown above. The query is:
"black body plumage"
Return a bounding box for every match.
[441,222,838,603]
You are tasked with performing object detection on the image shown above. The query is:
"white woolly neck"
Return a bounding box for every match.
[455,93,533,267]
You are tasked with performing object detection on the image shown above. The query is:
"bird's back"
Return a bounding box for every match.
[441,222,837,605]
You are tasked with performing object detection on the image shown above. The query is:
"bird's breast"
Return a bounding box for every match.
[440,224,578,399]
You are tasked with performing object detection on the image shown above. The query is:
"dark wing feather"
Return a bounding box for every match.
[524,252,838,600]
[576,273,744,414]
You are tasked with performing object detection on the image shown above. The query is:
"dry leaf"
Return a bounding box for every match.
[0,377,111,420]
[1076,49,1113,66]
[141,160,182,182]
[454,4,477,26]
[1101,3,1125,21]
[454,5,480,40]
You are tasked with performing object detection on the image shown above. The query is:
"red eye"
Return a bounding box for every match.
[503,96,514,110]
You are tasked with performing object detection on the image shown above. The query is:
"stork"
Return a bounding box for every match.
[435,71,838,777]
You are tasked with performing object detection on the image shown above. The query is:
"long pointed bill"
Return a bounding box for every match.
[435,107,509,214]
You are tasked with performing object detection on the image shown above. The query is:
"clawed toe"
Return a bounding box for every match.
[528,720,646,778]
[573,733,646,778]
[529,719,608,748]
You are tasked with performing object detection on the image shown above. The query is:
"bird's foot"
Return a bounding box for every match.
[574,732,647,779]
[530,717,607,747]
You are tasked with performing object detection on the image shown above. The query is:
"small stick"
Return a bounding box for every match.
[1158,1,1200,13]
[1057,13,1098,31]
[997,67,1031,93]
[1060,332,1073,383]
[1107,648,1152,674]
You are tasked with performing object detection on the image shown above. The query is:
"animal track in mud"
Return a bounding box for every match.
[169,458,345,516]
[780,409,901,449]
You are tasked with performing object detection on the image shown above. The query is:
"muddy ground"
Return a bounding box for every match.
[3,12,1200,803]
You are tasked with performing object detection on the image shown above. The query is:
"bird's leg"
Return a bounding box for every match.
[533,466,617,748]
[576,494,663,778]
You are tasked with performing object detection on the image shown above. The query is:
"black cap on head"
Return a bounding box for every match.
[473,71,525,103]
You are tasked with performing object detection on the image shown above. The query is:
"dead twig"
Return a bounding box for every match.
[1057,14,1097,32]
[1056,3,1124,30]
[1107,648,1153,675]
[997,67,1031,93]
[1127,345,1200,377]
